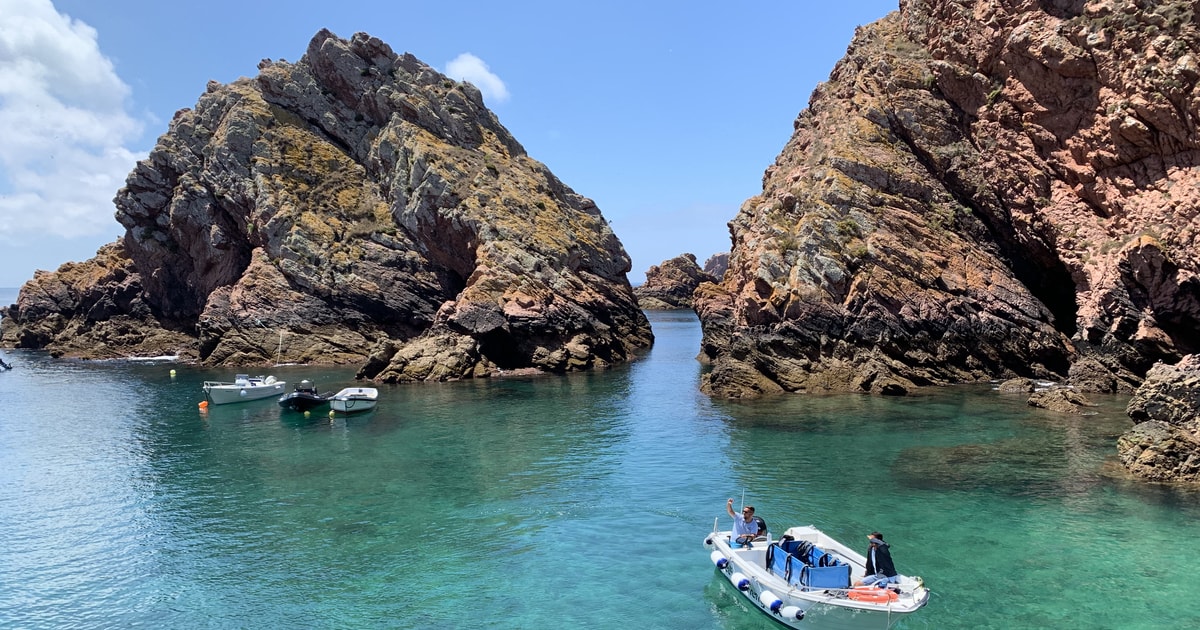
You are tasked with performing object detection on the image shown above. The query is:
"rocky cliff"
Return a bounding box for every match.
[696,0,1200,397]
[702,253,730,280]
[0,30,653,380]
[634,253,717,309]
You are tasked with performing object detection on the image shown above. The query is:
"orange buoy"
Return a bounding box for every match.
[198,400,209,410]
[847,588,899,604]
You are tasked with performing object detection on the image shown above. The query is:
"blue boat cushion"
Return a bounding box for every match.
[767,543,790,580]
[781,539,811,558]
[804,545,839,567]
[796,563,852,589]
[773,542,851,589]
[786,555,807,587]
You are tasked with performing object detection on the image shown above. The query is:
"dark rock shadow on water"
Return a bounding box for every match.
[891,439,1105,498]
[1098,459,1200,507]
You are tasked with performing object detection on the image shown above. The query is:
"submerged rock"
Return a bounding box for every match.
[0,30,652,379]
[696,1,1200,397]
[1027,387,1095,414]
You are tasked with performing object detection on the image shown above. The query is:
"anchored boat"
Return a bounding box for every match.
[329,387,378,413]
[704,523,929,629]
[278,380,329,411]
[202,374,287,405]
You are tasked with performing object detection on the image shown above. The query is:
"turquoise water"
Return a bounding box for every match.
[2,302,1199,629]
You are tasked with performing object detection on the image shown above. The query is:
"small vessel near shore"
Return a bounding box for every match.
[202,374,287,405]
[329,387,378,413]
[704,523,929,629]
[278,380,329,412]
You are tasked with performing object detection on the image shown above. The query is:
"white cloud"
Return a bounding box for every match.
[0,0,146,242]
[444,53,510,104]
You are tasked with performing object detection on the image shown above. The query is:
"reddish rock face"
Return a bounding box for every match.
[634,253,718,310]
[696,0,1200,397]
[0,30,652,378]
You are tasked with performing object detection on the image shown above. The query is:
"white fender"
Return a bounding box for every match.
[758,590,783,612]
[710,551,728,569]
[780,605,805,620]
[729,572,750,590]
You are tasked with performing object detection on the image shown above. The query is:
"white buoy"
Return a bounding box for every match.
[780,605,804,620]
[729,572,750,591]
[169,369,176,378]
[758,590,783,612]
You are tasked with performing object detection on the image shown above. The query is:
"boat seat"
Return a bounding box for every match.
[753,516,768,540]
[767,543,790,579]
[781,538,813,559]
[795,563,852,589]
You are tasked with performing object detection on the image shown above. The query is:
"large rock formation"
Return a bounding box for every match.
[703,253,730,280]
[0,30,653,380]
[696,0,1200,397]
[1117,354,1200,481]
[634,253,717,309]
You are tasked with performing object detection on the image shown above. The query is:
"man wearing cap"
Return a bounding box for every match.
[857,531,899,587]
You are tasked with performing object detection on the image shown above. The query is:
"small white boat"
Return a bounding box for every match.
[202,374,287,405]
[704,523,929,629]
[329,387,378,413]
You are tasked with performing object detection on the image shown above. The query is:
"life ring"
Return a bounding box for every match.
[847,588,899,603]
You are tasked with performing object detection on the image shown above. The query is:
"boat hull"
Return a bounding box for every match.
[329,387,378,414]
[203,376,287,405]
[278,392,329,411]
[704,525,928,630]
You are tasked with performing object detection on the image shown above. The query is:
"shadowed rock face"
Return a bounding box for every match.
[696,0,1200,397]
[0,30,652,379]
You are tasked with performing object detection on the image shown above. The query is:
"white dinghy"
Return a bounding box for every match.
[329,387,378,413]
[704,523,929,629]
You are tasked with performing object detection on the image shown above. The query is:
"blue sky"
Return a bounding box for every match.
[0,0,898,288]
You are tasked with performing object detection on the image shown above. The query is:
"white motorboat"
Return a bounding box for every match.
[329,387,378,413]
[704,523,929,629]
[202,374,287,405]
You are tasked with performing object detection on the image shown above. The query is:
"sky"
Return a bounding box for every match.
[0,0,899,288]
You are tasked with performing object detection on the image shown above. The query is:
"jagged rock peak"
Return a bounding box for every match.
[634,253,717,310]
[1,30,653,380]
[695,0,1200,398]
[703,253,729,280]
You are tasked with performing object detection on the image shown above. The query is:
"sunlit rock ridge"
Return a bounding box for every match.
[0,30,653,381]
[695,0,1200,398]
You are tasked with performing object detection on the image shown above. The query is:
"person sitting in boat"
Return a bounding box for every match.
[856,532,899,588]
[726,498,761,548]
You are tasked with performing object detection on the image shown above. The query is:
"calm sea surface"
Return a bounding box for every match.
[2,289,1199,629]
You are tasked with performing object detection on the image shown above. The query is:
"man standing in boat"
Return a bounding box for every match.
[858,532,899,587]
[726,498,760,548]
